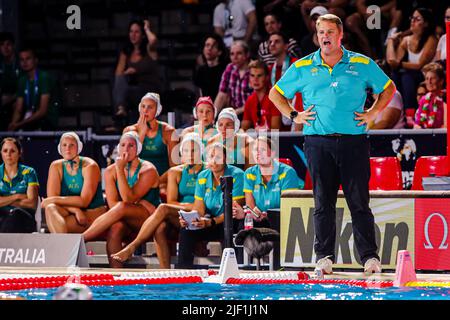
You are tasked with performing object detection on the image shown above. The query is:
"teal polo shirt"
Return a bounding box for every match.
[274,47,392,135]
[0,163,39,210]
[244,161,303,212]
[194,165,244,217]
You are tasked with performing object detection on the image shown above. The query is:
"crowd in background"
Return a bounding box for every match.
[0,0,449,268]
[0,0,448,134]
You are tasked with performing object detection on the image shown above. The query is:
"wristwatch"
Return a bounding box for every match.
[290,110,298,121]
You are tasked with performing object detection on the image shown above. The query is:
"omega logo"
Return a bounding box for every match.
[424,212,449,250]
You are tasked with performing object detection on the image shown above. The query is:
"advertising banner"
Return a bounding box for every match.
[280,197,415,269]
[0,233,89,267]
[415,198,450,270]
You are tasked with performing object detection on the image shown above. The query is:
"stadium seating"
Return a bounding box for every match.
[302,157,403,191]
[411,156,449,190]
[304,170,313,190]
[369,157,403,190]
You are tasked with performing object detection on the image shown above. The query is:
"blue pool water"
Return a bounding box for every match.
[6,283,450,300]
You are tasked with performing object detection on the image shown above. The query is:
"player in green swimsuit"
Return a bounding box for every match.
[208,107,254,170]
[123,92,178,193]
[43,132,107,234]
[82,131,160,268]
[111,132,204,268]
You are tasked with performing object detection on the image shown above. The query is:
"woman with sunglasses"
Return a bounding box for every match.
[386,8,437,111]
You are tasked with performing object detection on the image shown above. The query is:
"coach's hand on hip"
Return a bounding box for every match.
[292,105,316,126]
[354,109,377,127]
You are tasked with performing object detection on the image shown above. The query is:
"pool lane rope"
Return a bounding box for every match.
[405,281,450,287]
[1,271,450,291]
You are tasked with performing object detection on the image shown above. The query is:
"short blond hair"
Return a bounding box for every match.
[422,62,445,81]
[248,59,269,75]
[316,14,343,32]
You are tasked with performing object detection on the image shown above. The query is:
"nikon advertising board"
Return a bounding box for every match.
[280,197,415,269]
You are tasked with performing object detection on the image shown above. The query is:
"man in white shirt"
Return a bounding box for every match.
[213,0,257,48]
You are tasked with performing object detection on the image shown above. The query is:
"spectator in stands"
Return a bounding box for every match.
[112,20,160,125]
[258,12,301,66]
[0,137,39,233]
[416,81,427,104]
[301,0,348,22]
[233,136,303,228]
[176,142,244,269]
[263,0,309,43]
[0,32,21,131]
[413,63,445,129]
[111,133,205,268]
[345,0,396,58]
[43,132,107,233]
[123,93,178,192]
[404,81,427,128]
[209,108,254,170]
[386,8,437,112]
[367,60,405,129]
[391,0,434,38]
[268,32,303,131]
[8,47,59,131]
[300,5,328,56]
[367,89,405,129]
[82,131,160,268]
[193,34,228,100]
[214,40,253,115]
[241,60,281,131]
[434,6,450,63]
[181,96,218,147]
[213,0,257,49]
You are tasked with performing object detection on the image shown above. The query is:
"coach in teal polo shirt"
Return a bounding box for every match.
[274,46,392,135]
[194,165,244,217]
[0,163,39,210]
[244,161,302,212]
[177,142,245,268]
[269,14,396,275]
[0,137,40,233]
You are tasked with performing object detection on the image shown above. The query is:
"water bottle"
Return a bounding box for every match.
[244,210,253,230]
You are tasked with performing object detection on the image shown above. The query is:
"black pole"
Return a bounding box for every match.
[220,175,233,248]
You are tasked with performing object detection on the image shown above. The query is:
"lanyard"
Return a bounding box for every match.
[24,70,39,111]
[223,0,234,30]
[271,55,290,86]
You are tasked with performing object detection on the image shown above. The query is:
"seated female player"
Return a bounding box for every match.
[111,132,205,268]
[82,131,160,267]
[43,132,106,233]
